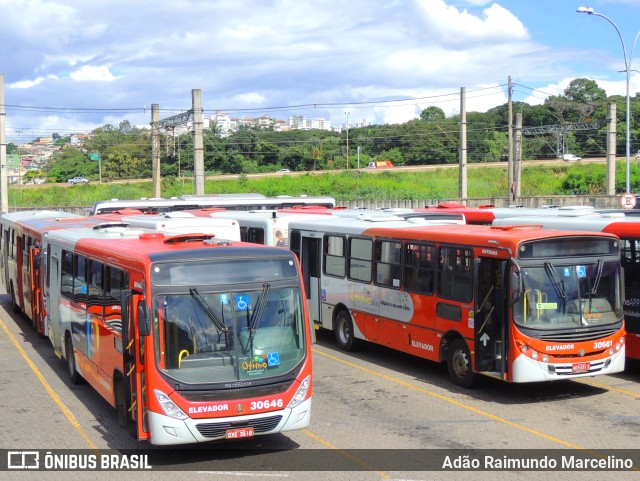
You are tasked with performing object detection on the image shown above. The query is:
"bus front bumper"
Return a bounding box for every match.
[147,397,312,446]
[511,346,625,383]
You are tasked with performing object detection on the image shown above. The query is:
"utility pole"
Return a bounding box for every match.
[151,104,161,198]
[514,112,522,198]
[0,73,8,214]
[345,111,350,170]
[459,87,467,201]
[507,76,514,202]
[607,102,617,195]
[192,89,205,195]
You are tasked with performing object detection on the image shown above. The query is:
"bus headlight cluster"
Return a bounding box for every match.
[154,389,189,420]
[517,341,548,362]
[287,375,311,409]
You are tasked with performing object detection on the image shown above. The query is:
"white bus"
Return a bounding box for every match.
[90,194,336,215]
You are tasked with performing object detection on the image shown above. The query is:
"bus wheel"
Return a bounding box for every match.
[335,310,356,351]
[66,336,82,385]
[447,338,477,388]
[10,285,20,314]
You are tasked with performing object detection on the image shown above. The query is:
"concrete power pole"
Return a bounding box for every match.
[507,76,514,202]
[514,112,522,198]
[151,104,161,198]
[192,89,205,195]
[607,102,617,196]
[459,87,467,201]
[0,73,7,213]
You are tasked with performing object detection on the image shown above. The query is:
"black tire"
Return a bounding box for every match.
[10,284,21,314]
[335,310,356,351]
[447,338,477,388]
[66,336,82,385]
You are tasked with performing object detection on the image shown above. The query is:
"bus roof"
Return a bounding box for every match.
[0,210,82,227]
[288,216,465,235]
[491,213,640,232]
[45,225,293,261]
[290,216,619,246]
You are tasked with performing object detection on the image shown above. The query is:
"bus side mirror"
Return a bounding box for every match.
[510,270,522,305]
[137,301,150,337]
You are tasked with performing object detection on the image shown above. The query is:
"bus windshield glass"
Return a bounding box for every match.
[153,286,305,384]
[512,260,622,330]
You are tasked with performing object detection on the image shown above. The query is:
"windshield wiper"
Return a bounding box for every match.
[249,284,271,334]
[544,262,566,299]
[189,288,229,350]
[244,284,272,349]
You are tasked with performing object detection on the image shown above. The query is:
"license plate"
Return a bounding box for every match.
[572,362,590,373]
[225,427,254,439]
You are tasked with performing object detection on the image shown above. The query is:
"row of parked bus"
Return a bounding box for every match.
[0,197,636,445]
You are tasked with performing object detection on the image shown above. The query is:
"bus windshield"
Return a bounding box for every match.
[513,260,622,329]
[153,286,305,384]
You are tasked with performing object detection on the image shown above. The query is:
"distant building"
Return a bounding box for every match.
[311,118,331,131]
[289,115,309,130]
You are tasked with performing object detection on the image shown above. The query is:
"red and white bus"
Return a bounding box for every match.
[45,224,312,445]
[0,210,244,336]
[90,194,336,215]
[0,211,95,332]
[492,210,640,361]
[288,216,625,387]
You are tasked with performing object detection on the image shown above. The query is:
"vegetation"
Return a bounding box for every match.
[9,160,637,210]
[11,77,640,204]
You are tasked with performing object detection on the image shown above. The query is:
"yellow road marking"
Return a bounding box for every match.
[313,348,584,449]
[0,317,97,449]
[576,378,640,398]
[302,429,390,478]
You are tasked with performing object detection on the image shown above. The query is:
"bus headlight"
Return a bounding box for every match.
[542,354,549,362]
[287,375,311,409]
[154,389,189,420]
[530,350,539,360]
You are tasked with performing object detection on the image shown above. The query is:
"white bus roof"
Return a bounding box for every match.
[491,212,635,231]
[288,215,464,235]
[0,210,83,228]
[102,213,241,240]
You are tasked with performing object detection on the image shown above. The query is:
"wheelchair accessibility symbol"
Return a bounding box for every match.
[267,352,280,367]
[235,295,250,311]
[576,265,586,278]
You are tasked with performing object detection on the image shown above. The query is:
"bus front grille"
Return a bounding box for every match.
[195,415,283,438]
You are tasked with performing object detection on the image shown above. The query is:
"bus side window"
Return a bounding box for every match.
[324,235,346,278]
[348,237,372,283]
[375,240,401,288]
[61,250,74,300]
[105,266,126,332]
[74,254,88,305]
[88,259,105,320]
[404,243,435,294]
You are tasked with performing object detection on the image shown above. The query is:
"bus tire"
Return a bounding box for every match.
[10,284,21,314]
[447,338,477,388]
[66,336,82,385]
[335,310,356,351]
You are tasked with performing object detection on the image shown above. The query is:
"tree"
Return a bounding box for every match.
[564,78,606,103]
[420,106,446,122]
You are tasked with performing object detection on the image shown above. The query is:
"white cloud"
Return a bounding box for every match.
[69,66,122,82]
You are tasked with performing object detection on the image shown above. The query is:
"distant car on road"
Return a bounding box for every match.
[563,154,582,162]
[277,169,291,173]
[68,176,90,184]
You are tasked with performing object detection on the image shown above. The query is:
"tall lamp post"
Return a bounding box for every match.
[577,6,640,193]
[345,111,350,170]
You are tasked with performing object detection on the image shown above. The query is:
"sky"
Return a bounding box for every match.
[1,0,640,143]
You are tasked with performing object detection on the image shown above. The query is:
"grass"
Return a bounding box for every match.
[9,161,634,209]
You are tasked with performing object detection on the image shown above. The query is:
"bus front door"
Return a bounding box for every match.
[120,290,150,441]
[475,258,508,379]
[29,246,41,331]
